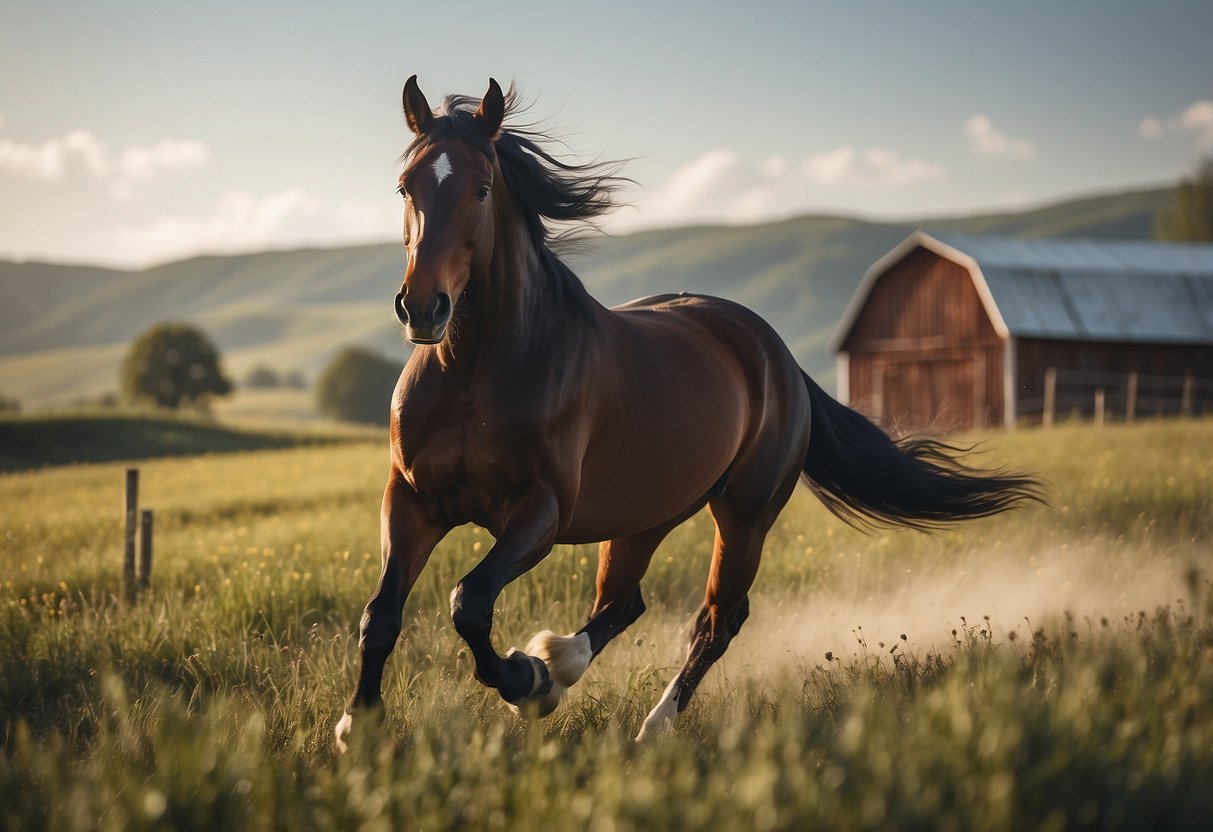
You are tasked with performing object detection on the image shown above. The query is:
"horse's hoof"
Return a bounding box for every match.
[508,679,568,718]
[635,679,681,742]
[334,704,384,753]
[334,711,354,754]
[502,649,560,716]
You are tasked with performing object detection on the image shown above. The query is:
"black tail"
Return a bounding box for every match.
[801,372,1043,530]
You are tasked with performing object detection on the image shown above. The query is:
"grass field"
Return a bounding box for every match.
[1,419,1211,830]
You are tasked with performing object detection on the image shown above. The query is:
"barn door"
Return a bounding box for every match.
[881,358,977,433]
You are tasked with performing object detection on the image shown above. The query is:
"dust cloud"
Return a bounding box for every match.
[737,543,1196,670]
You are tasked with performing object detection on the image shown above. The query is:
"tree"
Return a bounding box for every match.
[282,370,309,390]
[1156,156,1213,242]
[121,323,233,410]
[243,364,282,389]
[315,347,401,425]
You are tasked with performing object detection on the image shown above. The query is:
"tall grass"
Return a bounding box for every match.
[1,420,1211,829]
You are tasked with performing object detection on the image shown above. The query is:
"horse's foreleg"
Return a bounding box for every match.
[450,488,561,705]
[336,472,446,752]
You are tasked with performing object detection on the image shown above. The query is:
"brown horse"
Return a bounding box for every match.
[335,77,1039,749]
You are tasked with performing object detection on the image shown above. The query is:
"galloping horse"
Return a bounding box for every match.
[335,77,1038,749]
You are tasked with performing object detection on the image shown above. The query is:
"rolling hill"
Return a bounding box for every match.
[0,186,1172,410]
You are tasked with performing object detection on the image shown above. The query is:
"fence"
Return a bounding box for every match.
[1034,368,1212,426]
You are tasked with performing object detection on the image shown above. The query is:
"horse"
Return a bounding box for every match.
[334,76,1040,750]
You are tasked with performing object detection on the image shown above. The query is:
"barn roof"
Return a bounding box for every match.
[830,231,1213,350]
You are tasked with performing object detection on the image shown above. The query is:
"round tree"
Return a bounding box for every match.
[315,347,401,425]
[121,322,233,409]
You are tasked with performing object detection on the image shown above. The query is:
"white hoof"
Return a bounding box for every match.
[635,678,680,742]
[334,712,353,754]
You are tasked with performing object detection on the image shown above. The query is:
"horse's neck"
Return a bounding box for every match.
[436,211,570,373]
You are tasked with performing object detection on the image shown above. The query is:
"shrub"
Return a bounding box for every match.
[314,347,401,425]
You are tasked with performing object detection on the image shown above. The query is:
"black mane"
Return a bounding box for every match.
[405,86,630,255]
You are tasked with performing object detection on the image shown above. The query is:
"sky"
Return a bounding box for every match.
[1,0,1210,268]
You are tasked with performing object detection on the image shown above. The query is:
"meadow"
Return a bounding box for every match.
[1,419,1211,830]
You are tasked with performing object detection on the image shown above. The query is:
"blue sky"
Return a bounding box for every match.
[1,1,1210,267]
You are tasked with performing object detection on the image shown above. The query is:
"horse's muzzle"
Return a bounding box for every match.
[396,290,452,344]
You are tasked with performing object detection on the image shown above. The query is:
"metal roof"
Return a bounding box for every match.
[830,232,1213,350]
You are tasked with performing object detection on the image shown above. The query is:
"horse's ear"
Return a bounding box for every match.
[474,78,505,141]
[402,75,434,136]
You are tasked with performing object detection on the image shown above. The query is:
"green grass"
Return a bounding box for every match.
[1,419,1211,830]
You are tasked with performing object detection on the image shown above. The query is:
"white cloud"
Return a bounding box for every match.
[1137,116,1163,139]
[635,144,945,227]
[964,115,1037,160]
[1178,100,1213,148]
[0,121,208,194]
[119,139,209,181]
[102,188,395,266]
[0,128,111,179]
[1137,99,1213,149]
[803,146,945,186]
[645,149,741,221]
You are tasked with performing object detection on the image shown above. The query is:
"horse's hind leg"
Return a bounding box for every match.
[636,476,797,741]
[517,516,688,716]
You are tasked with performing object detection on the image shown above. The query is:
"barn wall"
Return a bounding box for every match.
[842,247,1004,433]
[1015,338,1213,420]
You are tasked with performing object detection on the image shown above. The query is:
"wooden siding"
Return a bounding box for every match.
[842,247,1004,433]
[1015,338,1213,420]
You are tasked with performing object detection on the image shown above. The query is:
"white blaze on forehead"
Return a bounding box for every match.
[431,152,453,187]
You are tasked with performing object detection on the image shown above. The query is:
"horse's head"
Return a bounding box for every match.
[393,75,504,345]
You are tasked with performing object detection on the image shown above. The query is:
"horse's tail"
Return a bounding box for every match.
[800,371,1042,529]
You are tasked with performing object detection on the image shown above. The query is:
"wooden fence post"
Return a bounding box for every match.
[1094,388,1105,426]
[1043,367,1057,427]
[1126,371,1138,422]
[124,469,138,600]
[1181,372,1194,416]
[139,510,154,590]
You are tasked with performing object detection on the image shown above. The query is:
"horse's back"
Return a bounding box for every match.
[610,292,803,382]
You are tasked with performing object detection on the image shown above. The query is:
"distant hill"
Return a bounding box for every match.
[0,186,1173,409]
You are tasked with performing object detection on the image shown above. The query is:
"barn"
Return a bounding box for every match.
[829,232,1213,432]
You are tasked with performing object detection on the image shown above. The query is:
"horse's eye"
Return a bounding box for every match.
[475,184,491,202]
[396,184,407,200]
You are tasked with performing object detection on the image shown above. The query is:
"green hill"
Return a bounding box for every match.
[0,185,1173,409]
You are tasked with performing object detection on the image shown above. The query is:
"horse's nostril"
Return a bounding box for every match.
[394,292,409,325]
[430,292,452,325]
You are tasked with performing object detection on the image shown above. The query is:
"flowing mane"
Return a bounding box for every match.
[404,86,630,254]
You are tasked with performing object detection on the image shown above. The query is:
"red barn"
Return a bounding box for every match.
[830,232,1213,432]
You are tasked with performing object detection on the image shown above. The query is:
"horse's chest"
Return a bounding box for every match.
[400,410,514,527]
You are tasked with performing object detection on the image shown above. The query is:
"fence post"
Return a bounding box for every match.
[1094,388,1105,426]
[124,469,139,601]
[1043,367,1057,427]
[1181,372,1194,417]
[1126,371,1138,422]
[139,510,154,590]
